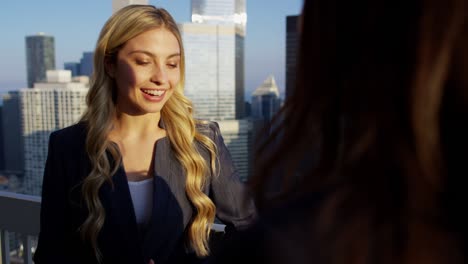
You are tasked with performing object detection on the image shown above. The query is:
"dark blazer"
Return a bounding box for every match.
[33,121,256,264]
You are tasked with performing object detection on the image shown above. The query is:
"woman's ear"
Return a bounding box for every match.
[105,57,116,78]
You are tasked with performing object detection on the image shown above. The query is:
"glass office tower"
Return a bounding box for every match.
[25,33,55,88]
[181,0,247,120]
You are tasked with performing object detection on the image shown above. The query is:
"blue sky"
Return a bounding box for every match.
[0,0,302,99]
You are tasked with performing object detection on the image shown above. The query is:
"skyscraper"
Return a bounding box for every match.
[64,62,80,77]
[25,33,55,88]
[180,0,246,120]
[8,70,89,195]
[64,51,94,78]
[79,52,94,77]
[217,120,252,182]
[179,0,252,180]
[251,75,281,121]
[112,0,148,13]
[0,105,4,170]
[286,15,299,100]
[191,0,247,34]
[2,92,24,172]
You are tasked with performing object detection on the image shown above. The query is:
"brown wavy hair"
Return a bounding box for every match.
[251,0,468,263]
[80,5,217,260]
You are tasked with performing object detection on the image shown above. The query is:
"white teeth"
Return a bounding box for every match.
[143,89,165,96]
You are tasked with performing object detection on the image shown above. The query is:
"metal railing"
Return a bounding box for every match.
[0,191,41,264]
[0,191,226,264]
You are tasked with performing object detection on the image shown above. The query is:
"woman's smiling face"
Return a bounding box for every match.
[107,27,181,115]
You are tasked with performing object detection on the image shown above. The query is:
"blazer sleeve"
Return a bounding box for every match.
[208,122,257,230]
[33,132,77,264]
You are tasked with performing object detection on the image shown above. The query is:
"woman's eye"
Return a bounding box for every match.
[167,63,178,69]
[136,60,150,65]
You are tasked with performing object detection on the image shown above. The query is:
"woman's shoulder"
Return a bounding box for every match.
[50,121,87,143]
[195,120,221,137]
[46,122,88,162]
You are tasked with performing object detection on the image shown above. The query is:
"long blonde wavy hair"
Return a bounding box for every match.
[79,5,217,260]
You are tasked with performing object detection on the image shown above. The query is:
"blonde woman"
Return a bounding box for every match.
[34,5,255,264]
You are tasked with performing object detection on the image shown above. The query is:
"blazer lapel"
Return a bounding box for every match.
[141,137,187,263]
[99,165,142,261]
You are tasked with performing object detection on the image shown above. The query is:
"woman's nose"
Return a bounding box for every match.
[150,64,168,85]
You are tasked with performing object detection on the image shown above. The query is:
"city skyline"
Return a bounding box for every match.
[0,0,302,99]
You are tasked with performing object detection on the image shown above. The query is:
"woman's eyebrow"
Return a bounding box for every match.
[127,50,180,59]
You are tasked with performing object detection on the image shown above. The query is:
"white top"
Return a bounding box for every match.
[128,178,154,229]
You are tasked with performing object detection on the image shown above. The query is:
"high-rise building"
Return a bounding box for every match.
[64,62,80,77]
[64,51,94,78]
[25,33,55,88]
[8,70,89,195]
[191,0,247,33]
[180,0,251,179]
[217,120,252,182]
[112,0,148,13]
[0,105,4,170]
[79,52,94,77]
[244,101,251,117]
[286,15,299,100]
[2,91,24,172]
[251,75,281,121]
[180,0,246,120]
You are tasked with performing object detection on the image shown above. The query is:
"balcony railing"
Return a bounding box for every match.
[0,191,226,264]
[0,191,41,264]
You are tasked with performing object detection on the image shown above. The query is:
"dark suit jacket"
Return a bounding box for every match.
[33,121,256,264]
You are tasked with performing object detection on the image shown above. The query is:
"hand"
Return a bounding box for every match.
[149,259,155,264]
